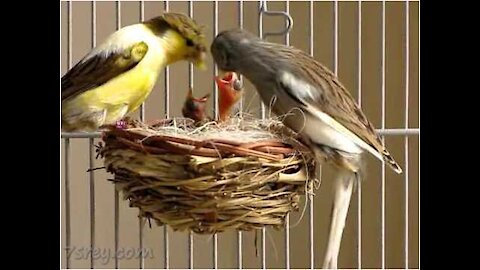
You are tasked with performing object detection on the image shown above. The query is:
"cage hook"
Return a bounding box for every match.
[259,1,293,39]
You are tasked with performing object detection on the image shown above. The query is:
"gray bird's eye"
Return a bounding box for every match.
[233,79,243,91]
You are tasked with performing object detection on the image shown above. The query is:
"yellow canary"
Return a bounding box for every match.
[62,13,207,132]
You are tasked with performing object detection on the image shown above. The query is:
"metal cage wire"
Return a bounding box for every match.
[61,1,419,269]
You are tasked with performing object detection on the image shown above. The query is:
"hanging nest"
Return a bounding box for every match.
[97,117,317,234]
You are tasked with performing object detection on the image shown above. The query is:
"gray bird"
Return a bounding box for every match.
[211,29,402,269]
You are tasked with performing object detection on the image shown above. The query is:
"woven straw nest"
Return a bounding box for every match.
[97,117,316,234]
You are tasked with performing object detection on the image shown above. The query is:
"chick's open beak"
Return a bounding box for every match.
[195,93,211,102]
[215,71,243,122]
[215,71,242,92]
[215,72,232,90]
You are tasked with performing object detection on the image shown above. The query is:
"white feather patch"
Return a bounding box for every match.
[280,71,319,101]
[240,38,250,44]
[304,105,384,161]
[82,24,161,62]
[279,71,384,161]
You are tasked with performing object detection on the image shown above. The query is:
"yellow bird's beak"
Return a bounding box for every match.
[193,51,207,70]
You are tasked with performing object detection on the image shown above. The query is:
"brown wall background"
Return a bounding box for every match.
[60,1,419,269]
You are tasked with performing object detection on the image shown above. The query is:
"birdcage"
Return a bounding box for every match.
[60,1,419,269]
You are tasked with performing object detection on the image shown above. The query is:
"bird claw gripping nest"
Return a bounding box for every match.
[97,117,317,234]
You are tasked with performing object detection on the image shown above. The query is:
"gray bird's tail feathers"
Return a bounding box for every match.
[322,168,359,269]
[383,151,403,174]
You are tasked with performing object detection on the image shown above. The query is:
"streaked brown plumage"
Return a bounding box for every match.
[278,46,401,172]
[212,31,400,173]
[211,29,402,269]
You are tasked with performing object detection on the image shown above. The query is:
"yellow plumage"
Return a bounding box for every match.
[62,13,206,132]
[62,64,158,127]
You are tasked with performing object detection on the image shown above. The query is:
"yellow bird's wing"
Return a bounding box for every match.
[61,41,149,102]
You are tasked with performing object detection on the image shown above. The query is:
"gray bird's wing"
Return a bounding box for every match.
[275,49,402,173]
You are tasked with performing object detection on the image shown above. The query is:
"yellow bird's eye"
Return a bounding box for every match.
[186,38,194,47]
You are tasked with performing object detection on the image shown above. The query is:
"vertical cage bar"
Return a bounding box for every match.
[258,2,267,267]
[333,3,342,268]
[237,2,244,269]
[188,213,194,268]
[139,218,144,269]
[114,2,121,268]
[237,231,243,269]
[64,138,71,269]
[114,182,119,267]
[308,193,314,269]
[164,225,169,269]
[213,233,218,269]
[259,1,263,37]
[213,0,219,121]
[89,2,97,268]
[187,1,195,266]
[238,0,244,112]
[261,229,266,269]
[381,1,386,269]
[259,1,265,119]
[333,0,338,75]
[188,1,194,90]
[404,1,410,268]
[357,1,362,269]
[285,213,290,269]
[213,1,219,268]
[417,3,420,268]
[285,1,290,269]
[164,1,170,119]
[89,139,96,269]
[64,140,71,269]
[64,2,72,269]
[139,0,145,121]
[138,2,145,268]
[285,1,290,45]
[67,0,72,90]
[163,2,170,269]
[308,1,315,269]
